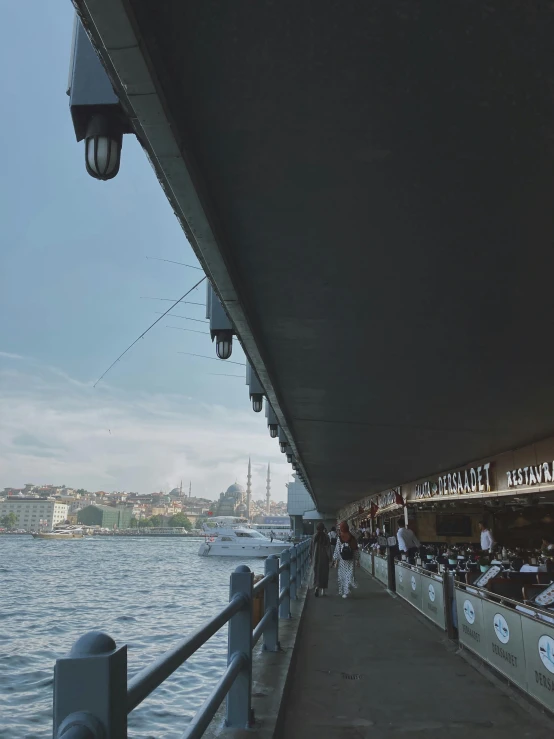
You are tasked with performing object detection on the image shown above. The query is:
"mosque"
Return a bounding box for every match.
[212,459,271,519]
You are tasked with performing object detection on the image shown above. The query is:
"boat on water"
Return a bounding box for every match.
[32,527,87,540]
[198,526,292,558]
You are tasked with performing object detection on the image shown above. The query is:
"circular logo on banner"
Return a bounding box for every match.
[411,575,417,591]
[493,613,510,644]
[463,600,476,624]
[538,635,554,674]
[399,571,403,584]
[428,584,436,602]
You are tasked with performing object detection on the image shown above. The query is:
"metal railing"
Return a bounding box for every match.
[53,540,311,739]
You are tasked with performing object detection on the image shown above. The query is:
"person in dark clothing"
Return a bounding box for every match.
[310,523,332,597]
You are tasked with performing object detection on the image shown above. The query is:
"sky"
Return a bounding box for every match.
[0,2,291,501]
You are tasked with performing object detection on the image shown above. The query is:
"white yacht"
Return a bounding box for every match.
[31,526,86,540]
[198,526,292,558]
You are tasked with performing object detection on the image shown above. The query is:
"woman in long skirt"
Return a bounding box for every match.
[333,521,360,598]
[310,522,332,597]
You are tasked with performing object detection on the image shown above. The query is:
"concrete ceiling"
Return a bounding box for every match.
[76,1,554,512]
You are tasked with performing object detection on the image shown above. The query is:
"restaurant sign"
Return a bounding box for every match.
[377,487,403,509]
[414,462,492,500]
[507,461,554,488]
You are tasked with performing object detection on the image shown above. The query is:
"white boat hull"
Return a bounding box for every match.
[198,541,291,558]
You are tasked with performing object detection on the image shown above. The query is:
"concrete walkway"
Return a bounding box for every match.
[279,567,551,738]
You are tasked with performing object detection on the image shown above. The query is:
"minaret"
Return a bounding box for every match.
[246,458,252,520]
[180,480,183,496]
[189,481,192,498]
[266,463,271,515]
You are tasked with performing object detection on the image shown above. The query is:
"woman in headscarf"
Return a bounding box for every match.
[310,522,332,597]
[333,521,360,598]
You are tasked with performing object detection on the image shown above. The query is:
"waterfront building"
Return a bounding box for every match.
[0,498,68,531]
[286,475,335,536]
[77,504,132,529]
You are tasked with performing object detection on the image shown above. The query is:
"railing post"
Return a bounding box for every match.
[290,545,297,600]
[53,632,127,739]
[279,550,291,619]
[263,555,280,652]
[226,565,253,729]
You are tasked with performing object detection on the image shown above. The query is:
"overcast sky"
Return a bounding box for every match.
[0,2,291,500]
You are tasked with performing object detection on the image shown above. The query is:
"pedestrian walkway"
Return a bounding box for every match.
[279,567,551,739]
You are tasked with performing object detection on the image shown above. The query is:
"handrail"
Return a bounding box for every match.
[252,607,276,646]
[395,559,443,582]
[127,593,246,711]
[253,572,276,594]
[182,653,246,739]
[53,538,312,739]
[454,579,554,621]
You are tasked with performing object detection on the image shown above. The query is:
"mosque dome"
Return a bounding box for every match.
[226,483,245,496]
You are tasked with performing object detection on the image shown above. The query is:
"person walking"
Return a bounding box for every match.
[333,521,360,598]
[478,521,494,553]
[397,520,420,564]
[329,526,338,550]
[310,522,332,597]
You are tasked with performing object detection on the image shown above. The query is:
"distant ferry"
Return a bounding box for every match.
[252,523,292,540]
[32,527,86,540]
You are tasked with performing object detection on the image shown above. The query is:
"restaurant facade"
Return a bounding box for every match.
[340,434,554,549]
[340,434,554,716]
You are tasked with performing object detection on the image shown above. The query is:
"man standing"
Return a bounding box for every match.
[397,520,420,564]
[479,521,494,553]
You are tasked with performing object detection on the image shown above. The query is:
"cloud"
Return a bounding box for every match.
[0,365,292,500]
[0,351,25,360]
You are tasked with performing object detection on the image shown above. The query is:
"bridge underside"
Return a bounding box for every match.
[79,1,554,511]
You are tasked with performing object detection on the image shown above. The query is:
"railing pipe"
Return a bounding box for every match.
[252,572,276,595]
[226,565,253,729]
[279,548,291,618]
[127,594,245,711]
[263,555,280,651]
[183,653,246,739]
[252,607,276,646]
[290,546,298,600]
[58,725,96,739]
[54,545,309,739]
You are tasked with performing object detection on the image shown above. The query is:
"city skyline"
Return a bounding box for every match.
[0,3,292,505]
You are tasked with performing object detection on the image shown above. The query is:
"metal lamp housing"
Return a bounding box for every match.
[286,453,293,464]
[279,442,287,453]
[246,362,265,413]
[269,425,278,438]
[215,330,233,359]
[85,115,122,180]
[68,19,132,181]
[207,284,235,359]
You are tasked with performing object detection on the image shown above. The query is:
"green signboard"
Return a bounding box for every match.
[456,588,487,660]
[521,615,554,712]
[406,569,423,611]
[482,600,527,690]
[420,572,446,630]
[360,551,372,575]
[395,564,409,599]
[374,555,388,585]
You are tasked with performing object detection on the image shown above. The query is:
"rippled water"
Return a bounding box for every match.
[0,536,265,739]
